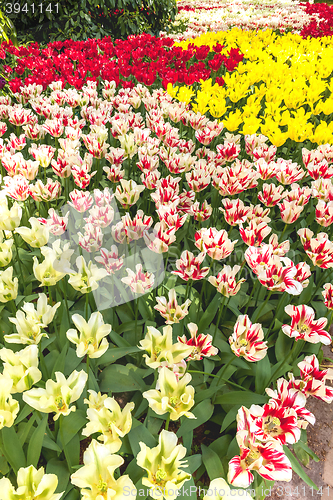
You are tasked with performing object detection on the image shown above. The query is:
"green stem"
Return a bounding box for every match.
[57,281,70,325]
[212,357,235,403]
[280,223,288,242]
[165,413,170,431]
[184,279,193,303]
[38,340,49,379]
[86,355,90,397]
[135,297,139,345]
[197,262,212,323]
[85,293,89,321]
[188,369,245,391]
[213,295,226,343]
[252,290,273,323]
[13,232,24,292]
[59,414,73,471]
[266,292,285,338]
[267,340,301,387]
[244,280,257,315]
[327,309,333,331]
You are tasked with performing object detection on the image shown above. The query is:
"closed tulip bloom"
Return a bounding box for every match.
[0,345,42,393]
[66,312,110,359]
[195,227,237,260]
[0,465,63,500]
[71,439,136,500]
[23,370,88,420]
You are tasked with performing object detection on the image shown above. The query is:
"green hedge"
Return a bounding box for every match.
[4,0,177,43]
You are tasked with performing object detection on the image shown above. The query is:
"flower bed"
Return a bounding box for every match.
[168,0,333,40]
[0,9,333,500]
[168,28,333,146]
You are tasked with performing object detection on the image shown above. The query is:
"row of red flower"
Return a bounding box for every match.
[300,2,333,38]
[0,33,243,92]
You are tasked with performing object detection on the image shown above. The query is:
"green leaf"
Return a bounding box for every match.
[283,446,318,490]
[16,403,33,425]
[275,331,293,363]
[215,391,268,406]
[201,444,224,480]
[127,423,157,456]
[177,476,196,499]
[254,355,271,394]
[186,454,202,474]
[294,440,319,463]
[198,294,221,332]
[96,346,141,367]
[209,435,232,457]
[177,400,214,438]
[99,364,144,392]
[46,459,70,494]
[195,384,225,403]
[1,426,26,473]
[27,414,48,467]
[220,406,238,433]
[58,410,87,447]
[51,343,68,378]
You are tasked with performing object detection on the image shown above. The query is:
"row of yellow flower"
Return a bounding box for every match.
[167,28,333,146]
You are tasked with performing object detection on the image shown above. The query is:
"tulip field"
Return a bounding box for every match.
[1,0,333,498]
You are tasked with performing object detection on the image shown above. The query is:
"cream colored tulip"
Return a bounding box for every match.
[0,374,19,429]
[23,370,88,421]
[66,311,110,358]
[71,439,136,500]
[0,345,42,393]
[82,396,134,453]
[15,217,50,248]
[139,325,193,369]
[143,367,196,421]
[137,430,191,500]
[0,464,64,500]
[0,267,18,303]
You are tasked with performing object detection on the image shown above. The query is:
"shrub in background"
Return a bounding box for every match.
[4,0,177,43]
[0,7,17,44]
